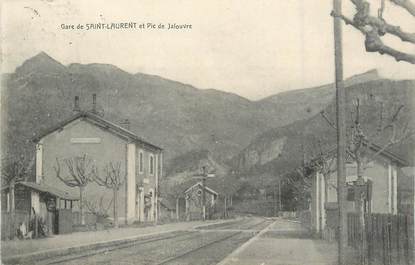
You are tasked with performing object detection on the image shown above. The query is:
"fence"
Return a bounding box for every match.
[72,211,97,225]
[1,210,30,240]
[348,212,414,265]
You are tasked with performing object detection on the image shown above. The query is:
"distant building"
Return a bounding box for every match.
[32,96,163,224]
[184,182,218,220]
[310,144,408,237]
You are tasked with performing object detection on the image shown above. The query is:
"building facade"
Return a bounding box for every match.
[184,182,218,221]
[32,111,163,224]
[310,146,407,236]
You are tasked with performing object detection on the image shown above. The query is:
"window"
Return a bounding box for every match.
[149,154,154,175]
[139,151,144,173]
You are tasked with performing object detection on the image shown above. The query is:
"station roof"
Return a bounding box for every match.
[184,182,218,196]
[2,181,79,201]
[32,111,162,152]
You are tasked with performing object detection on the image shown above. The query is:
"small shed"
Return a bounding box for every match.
[184,182,218,221]
[1,181,78,238]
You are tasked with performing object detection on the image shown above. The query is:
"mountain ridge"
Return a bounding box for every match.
[234,78,415,183]
[11,51,382,102]
[2,52,407,176]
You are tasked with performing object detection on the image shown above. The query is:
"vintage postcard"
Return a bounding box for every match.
[1,1,414,264]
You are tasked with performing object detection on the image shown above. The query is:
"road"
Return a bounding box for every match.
[37,217,272,265]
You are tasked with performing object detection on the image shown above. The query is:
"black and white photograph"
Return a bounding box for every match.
[1,1,414,264]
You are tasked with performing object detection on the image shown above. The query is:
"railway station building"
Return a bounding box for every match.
[32,96,163,225]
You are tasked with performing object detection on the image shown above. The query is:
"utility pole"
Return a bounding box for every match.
[333,0,348,264]
[193,166,215,221]
[278,178,282,213]
[274,184,277,217]
[201,170,206,221]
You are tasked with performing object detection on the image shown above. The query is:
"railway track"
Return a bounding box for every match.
[39,230,198,265]
[42,219,249,264]
[154,218,271,265]
[40,217,271,265]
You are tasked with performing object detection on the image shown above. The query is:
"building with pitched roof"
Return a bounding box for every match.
[310,143,408,237]
[32,96,163,225]
[184,182,218,221]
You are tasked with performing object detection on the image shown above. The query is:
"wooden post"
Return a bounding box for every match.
[176,198,179,220]
[333,0,348,264]
[9,181,16,239]
[34,212,38,238]
[79,186,85,225]
[113,188,119,228]
[192,166,215,221]
[223,196,226,218]
[274,184,277,217]
[185,195,190,221]
[202,176,206,221]
[279,178,282,213]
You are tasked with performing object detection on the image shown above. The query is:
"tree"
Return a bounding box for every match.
[321,98,414,179]
[213,171,241,218]
[84,196,113,224]
[54,154,96,225]
[1,155,35,239]
[333,0,415,64]
[284,162,315,211]
[93,162,125,228]
[331,1,413,263]
[321,97,414,263]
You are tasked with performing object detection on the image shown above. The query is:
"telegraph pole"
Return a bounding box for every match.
[274,184,277,217]
[278,178,282,213]
[193,166,215,221]
[201,167,207,221]
[333,0,348,264]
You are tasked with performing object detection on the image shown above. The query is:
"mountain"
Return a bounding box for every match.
[0,52,393,175]
[2,53,267,163]
[15,52,67,75]
[159,149,232,199]
[256,69,381,128]
[234,78,415,181]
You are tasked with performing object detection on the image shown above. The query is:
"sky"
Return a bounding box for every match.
[1,0,414,100]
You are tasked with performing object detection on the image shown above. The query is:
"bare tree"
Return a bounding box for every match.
[160,179,194,220]
[84,196,113,222]
[284,141,335,201]
[332,0,415,64]
[310,141,338,204]
[321,98,414,263]
[1,155,35,239]
[219,172,241,218]
[321,98,414,178]
[54,154,96,225]
[93,162,125,228]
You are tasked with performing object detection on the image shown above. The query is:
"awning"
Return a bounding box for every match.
[2,182,79,201]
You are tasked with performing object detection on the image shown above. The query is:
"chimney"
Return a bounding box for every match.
[92,94,97,114]
[120,119,130,130]
[74,96,80,112]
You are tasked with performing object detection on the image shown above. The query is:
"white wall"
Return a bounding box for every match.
[126,143,136,223]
